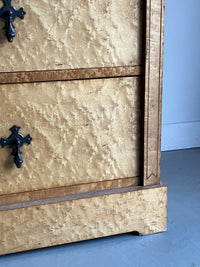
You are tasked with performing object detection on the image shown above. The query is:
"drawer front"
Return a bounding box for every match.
[0,77,142,195]
[0,0,143,73]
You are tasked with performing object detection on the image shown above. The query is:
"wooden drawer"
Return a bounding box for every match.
[0,0,167,255]
[0,77,141,195]
[0,0,143,73]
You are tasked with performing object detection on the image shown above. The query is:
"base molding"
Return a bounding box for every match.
[162,121,200,151]
[0,183,167,255]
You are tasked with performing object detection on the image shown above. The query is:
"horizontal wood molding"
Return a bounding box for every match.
[0,66,142,84]
[0,176,140,208]
[0,182,164,213]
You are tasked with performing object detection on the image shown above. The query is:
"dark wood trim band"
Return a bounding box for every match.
[0,176,140,207]
[0,65,143,85]
[0,182,165,212]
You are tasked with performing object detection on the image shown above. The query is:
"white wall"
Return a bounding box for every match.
[161,0,200,151]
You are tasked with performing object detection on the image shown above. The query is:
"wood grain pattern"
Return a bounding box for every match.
[0,0,143,73]
[0,0,167,256]
[0,66,142,84]
[0,184,167,255]
[143,0,165,185]
[0,77,142,195]
[0,177,140,206]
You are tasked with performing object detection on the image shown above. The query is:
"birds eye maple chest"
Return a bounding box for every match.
[0,0,166,255]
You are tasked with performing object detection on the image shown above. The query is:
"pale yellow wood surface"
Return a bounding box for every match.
[0,0,143,72]
[143,0,165,185]
[0,77,141,195]
[0,0,167,256]
[0,184,167,255]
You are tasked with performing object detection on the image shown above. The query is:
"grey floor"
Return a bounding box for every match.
[0,148,200,267]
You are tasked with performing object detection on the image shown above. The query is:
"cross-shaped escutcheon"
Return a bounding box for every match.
[0,0,26,42]
[0,125,32,168]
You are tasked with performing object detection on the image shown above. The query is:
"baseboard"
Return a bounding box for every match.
[161,121,200,151]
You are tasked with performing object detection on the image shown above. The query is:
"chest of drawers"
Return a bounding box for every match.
[0,0,166,255]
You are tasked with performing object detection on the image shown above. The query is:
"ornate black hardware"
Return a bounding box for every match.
[0,125,32,168]
[0,0,26,42]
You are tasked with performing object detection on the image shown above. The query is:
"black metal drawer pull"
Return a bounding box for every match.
[0,0,26,42]
[0,125,32,168]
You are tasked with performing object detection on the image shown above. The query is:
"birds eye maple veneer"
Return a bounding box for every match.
[0,0,166,255]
